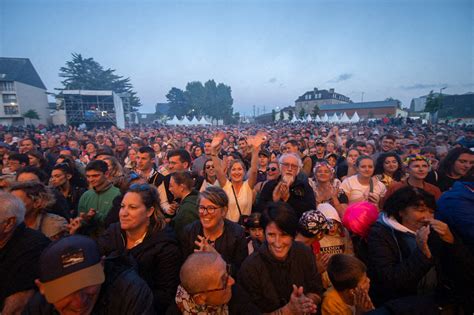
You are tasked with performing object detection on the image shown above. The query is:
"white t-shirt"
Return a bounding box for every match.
[340,175,386,204]
[223,180,253,222]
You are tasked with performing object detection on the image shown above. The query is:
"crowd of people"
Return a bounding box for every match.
[0,120,473,315]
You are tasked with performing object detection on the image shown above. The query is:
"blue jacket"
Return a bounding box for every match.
[436,181,474,253]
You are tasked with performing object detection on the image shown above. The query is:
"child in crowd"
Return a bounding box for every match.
[244,212,265,254]
[322,254,375,315]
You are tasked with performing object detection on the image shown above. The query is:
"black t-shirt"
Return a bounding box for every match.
[0,224,50,308]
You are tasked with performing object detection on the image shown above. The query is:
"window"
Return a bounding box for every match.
[2,94,17,104]
[0,81,14,91]
[4,105,19,115]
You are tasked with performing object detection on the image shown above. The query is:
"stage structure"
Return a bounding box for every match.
[57,90,126,128]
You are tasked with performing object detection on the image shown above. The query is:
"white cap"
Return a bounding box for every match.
[317,203,341,223]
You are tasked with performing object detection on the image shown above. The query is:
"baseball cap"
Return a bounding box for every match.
[244,213,262,229]
[39,235,105,303]
[405,140,420,147]
[298,210,329,238]
[0,142,10,149]
[318,203,341,223]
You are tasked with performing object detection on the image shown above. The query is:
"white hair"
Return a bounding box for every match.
[0,192,26,225]
[278,153,303,168]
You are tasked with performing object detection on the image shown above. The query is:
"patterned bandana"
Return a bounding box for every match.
[404,154,431,167]
[175,285,229,315]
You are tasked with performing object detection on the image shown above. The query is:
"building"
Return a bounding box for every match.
[438,92,474,122]
[410,92,447,112]
[295,87,352,114]
[317,100,406,119]
[56,90,126,128]
[0,57,50,126]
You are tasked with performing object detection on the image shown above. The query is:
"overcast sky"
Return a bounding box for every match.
[1,0,472,116]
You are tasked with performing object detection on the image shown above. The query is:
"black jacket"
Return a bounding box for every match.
[180,219,248,274]
[98,223,182,314]
[367,220,473,308]
[256,176,316,217]
[237,241,323,313]
[1,224,50,309]
[23,255,154,315]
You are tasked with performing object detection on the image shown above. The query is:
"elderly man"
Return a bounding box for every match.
[24,235,154,314]
[167,252,260,314]
[256,153,315,218]
[0,192,50,314]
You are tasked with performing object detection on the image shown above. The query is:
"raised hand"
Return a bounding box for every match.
[247,131,268,150]
[211,131,226,150]
[288,285,317,315]
[427,218,454,244]
[416,225,432,258]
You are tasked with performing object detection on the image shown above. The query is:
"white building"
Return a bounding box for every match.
[0,58,50,126]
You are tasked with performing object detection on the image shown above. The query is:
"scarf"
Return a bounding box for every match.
[175,285,229,315]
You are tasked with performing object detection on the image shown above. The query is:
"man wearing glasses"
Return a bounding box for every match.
[168,252,260,314]
[256,153,315,218]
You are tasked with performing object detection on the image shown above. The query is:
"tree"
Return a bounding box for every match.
[424,90,443,113]
[23,109,40,125]
[271,109,276,122]
[279,110,284,121]
[385,97,402,109]
[299,108,305,119]
[312,105,320,117]
[166,87,190,118]
[288,110,294,121]
[58,53,141,111]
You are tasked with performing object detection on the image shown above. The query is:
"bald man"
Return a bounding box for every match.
[167,252,259,314]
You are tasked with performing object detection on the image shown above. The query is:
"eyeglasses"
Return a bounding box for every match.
[279,162,299,170]
[266,167,278,172]
[190,264,232,295]
[198,205,221,214]
[206,165,215,169]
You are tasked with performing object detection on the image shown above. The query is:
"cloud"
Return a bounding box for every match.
[328,73,353,83]
[268,77,277,84]
[460,83,474,87]
[400,83,448,90]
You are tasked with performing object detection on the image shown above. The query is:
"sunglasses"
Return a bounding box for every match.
[266,167,278,172]
[190,264,232,295]
[206,165,215,169]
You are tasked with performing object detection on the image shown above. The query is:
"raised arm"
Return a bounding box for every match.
[246,131,267,189]
[210,131,228,187]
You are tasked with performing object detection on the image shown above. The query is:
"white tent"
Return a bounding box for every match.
[180,116,191,125]
[291,116,299,123]
[198,117,211,125]
[314,115,321,122]
[167,116,180,125]
[321,113,329,122]
[306,114,312,122]
[340,112,350,123]
[189,116,199,125]
[350,112,360,123]
[329,113,339,123]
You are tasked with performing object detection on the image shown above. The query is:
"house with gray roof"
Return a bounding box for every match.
[0,57,50,126]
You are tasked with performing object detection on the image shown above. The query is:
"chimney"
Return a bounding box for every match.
[314,87,319,94]
[329,88,335,94]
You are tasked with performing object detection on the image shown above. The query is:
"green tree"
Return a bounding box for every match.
[58,53,141,112]
[299,108,305,119]
[271,109,276,122]
[385,97,402,109]
[288,110,294,121]
[23,109,40,125]
[166,87,190,118]
[312,105,320,117]
[424,90,443,113]
[279,110,284,121]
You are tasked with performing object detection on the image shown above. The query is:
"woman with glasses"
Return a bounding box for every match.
[253,160,280,206]
[210,131,265,223]
[309,161,348,218]
[98,183,181,314]
[181,186,248,274]
[238,202,323,314]
[199,159,220,192]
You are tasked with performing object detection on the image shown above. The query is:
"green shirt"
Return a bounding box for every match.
[78,184,121,222]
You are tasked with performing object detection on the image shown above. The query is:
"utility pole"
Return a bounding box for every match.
[361,92,365,102]
[253,105,256,118]
[263,105,266,114]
